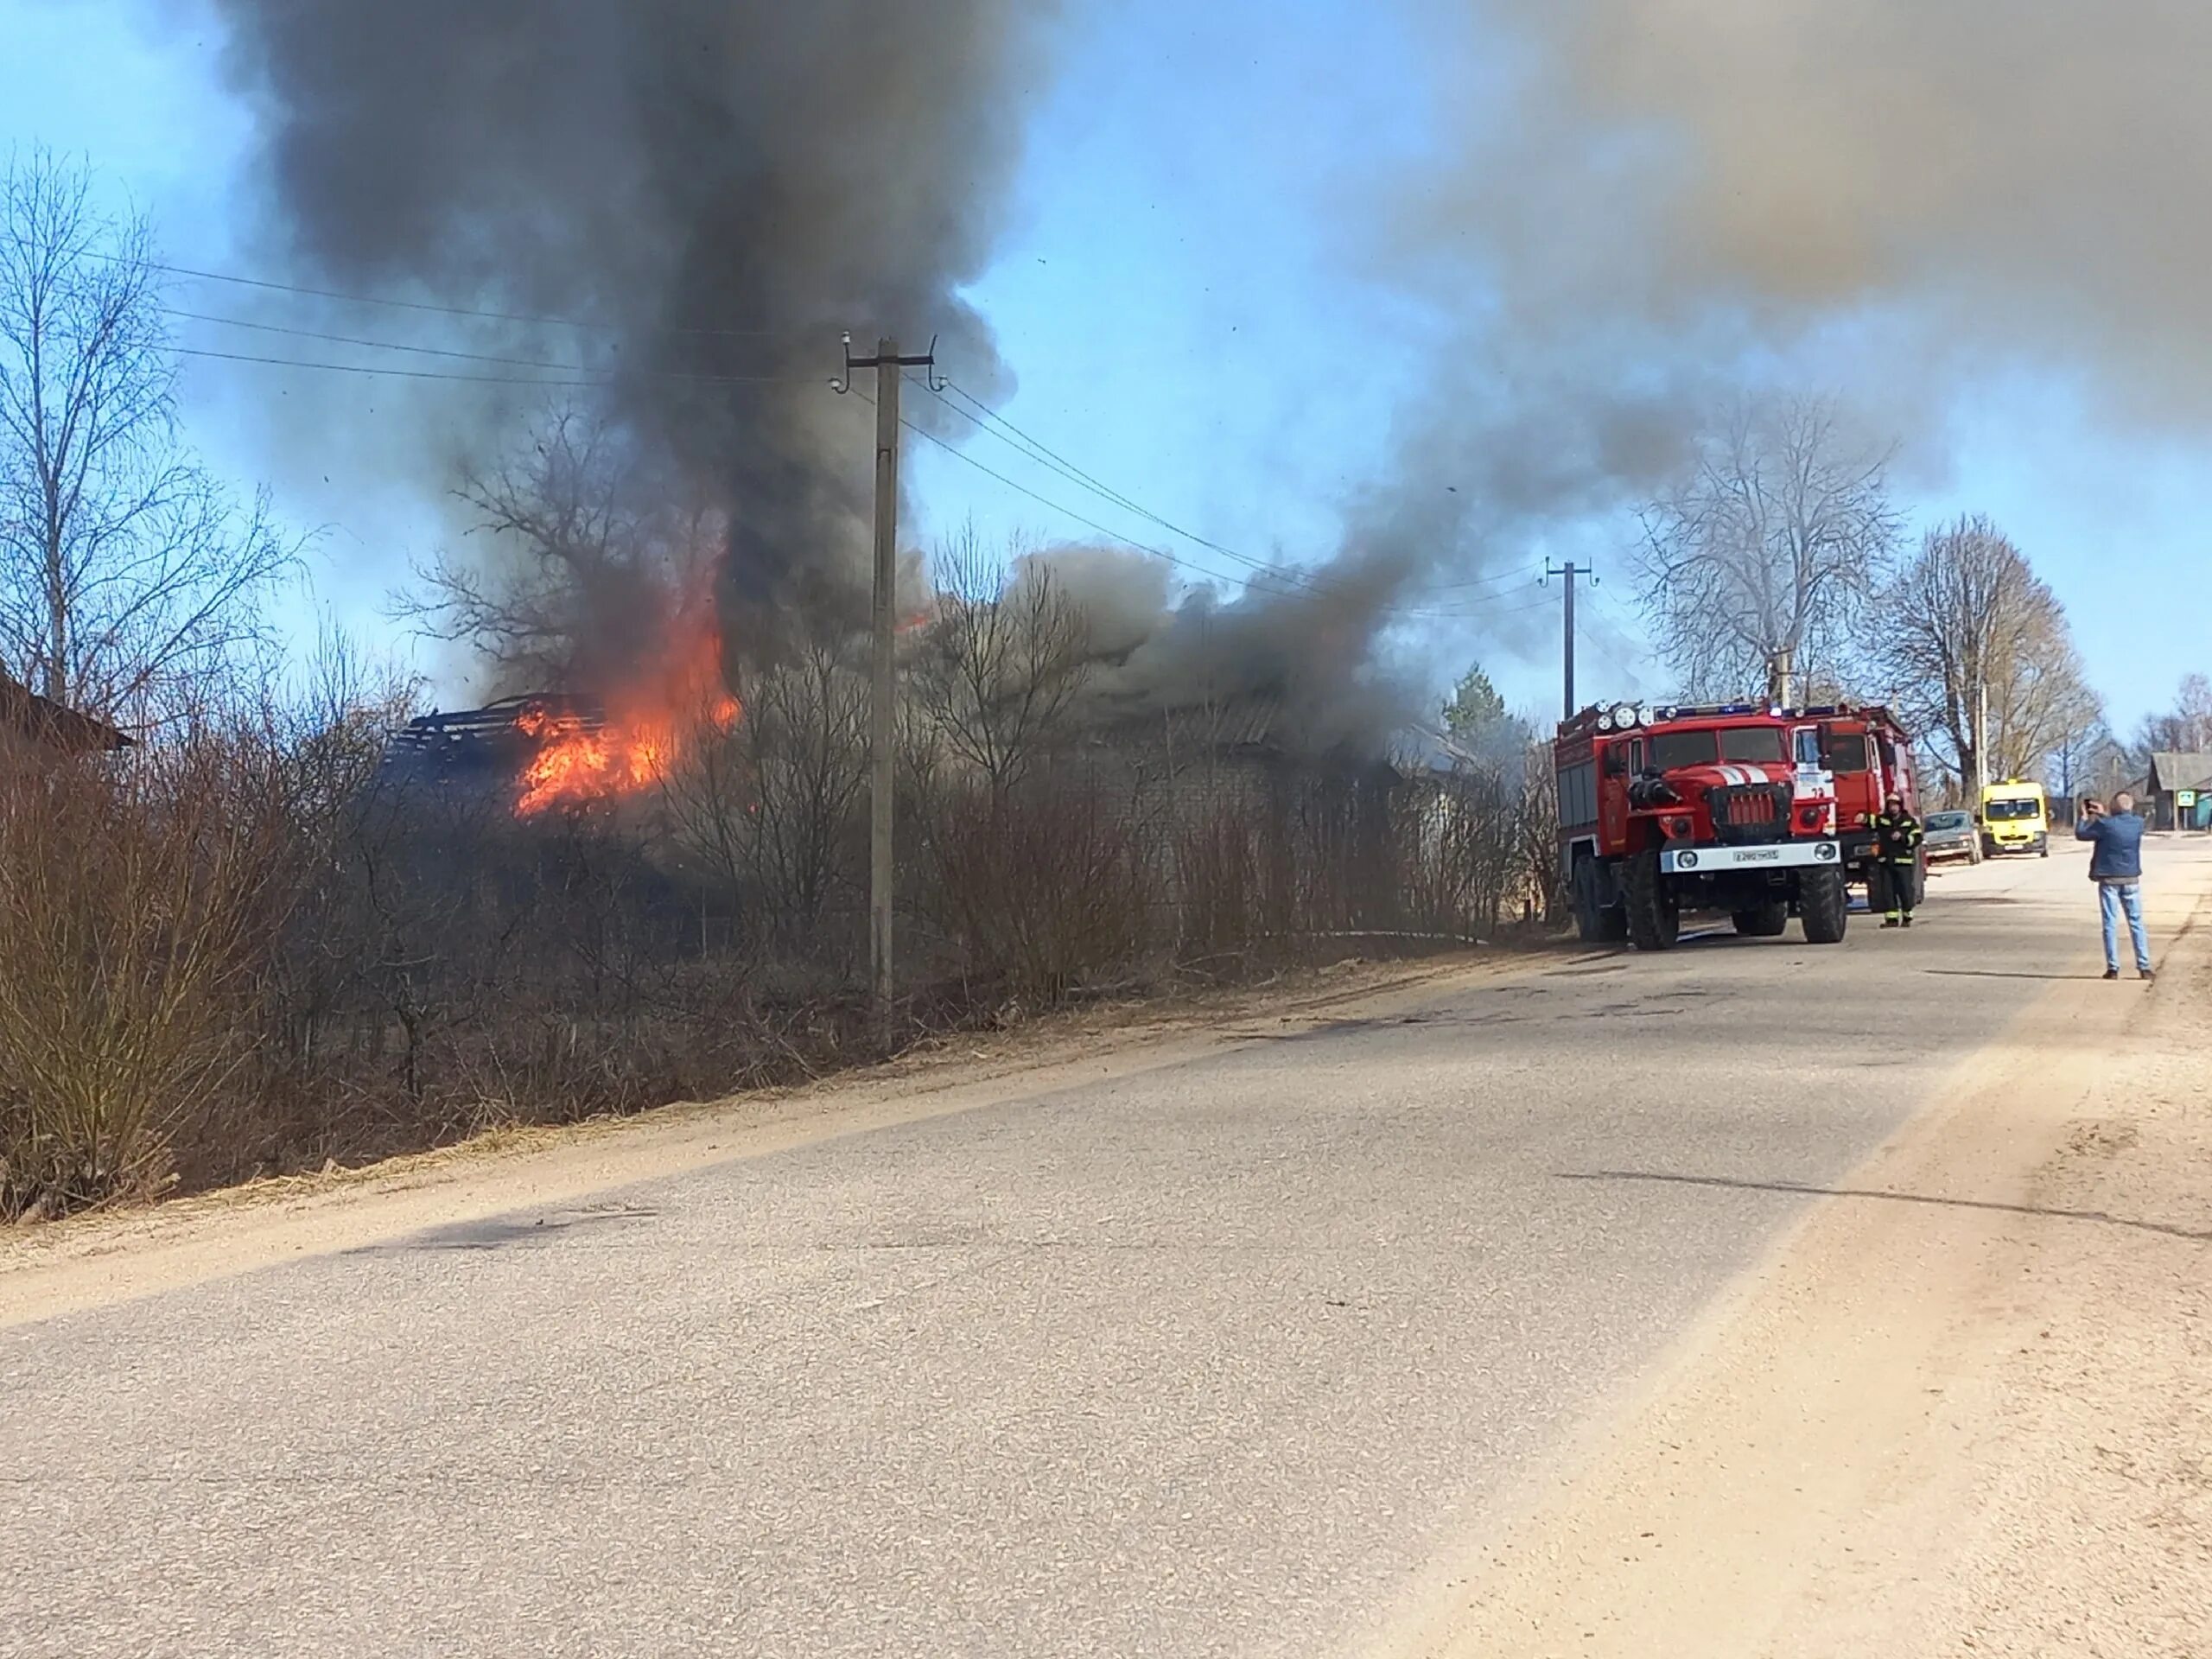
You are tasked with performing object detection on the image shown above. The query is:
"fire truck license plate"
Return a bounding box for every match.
[1661,841,1839,874]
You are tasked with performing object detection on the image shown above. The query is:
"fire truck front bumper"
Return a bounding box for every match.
[1662,840,1840,875]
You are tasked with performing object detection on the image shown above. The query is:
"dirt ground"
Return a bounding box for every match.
[0,949,1533,1328]
[1385,884,2212,1657]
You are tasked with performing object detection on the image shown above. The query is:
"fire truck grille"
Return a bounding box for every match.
[1706,783,1792,843]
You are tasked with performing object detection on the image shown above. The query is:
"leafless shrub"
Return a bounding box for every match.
[1393,763,1525,937]
[912,526,1092,796]
[1518,739,1563,923]
[664,620,868,962]
[918,769,1154,1006]
[0,722,296,1217]
[1173,800,1268,963]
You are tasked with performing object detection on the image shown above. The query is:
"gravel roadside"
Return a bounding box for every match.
[1384,842,2212,1659]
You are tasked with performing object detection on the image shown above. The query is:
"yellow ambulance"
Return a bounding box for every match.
[1978,779,2050,857]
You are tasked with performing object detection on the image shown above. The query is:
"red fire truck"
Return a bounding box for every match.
[1555,700,1923,950]
[1812,702,1925,899]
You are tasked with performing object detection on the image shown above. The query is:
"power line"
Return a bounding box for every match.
[894,400,1543,623]
[1421,563,1549,593]
[921,375,1544,603]
[161,305,808,385]
[114,252,1548,617]
[164,306,623,374]
[888,398,1314,602]
[922,375,1330,592]
[162,340,808,388]
[78,245,809,338]
[130,255,1545,611]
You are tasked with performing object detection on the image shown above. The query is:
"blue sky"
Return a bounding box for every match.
[3,0,2203,731]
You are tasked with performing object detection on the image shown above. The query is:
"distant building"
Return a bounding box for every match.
[0,668,132,758]
[2145,751,2212,830]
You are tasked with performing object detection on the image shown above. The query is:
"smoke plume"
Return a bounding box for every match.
[998,543,1414,756]
[1391,0,2212,470]
[1462,0,2212,408]
[1273,0,2212,719]
[208,0,1059,672]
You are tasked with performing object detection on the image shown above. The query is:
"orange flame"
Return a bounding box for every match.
[513,591,741,817]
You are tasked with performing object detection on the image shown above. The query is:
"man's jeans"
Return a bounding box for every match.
[2099,880,2152,973]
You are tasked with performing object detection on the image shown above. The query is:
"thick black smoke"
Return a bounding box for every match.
[210,0,1059,665]
[1006,543,1422,757]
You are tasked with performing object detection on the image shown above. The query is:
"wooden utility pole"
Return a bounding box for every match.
[1543,561,1594,719]
[832,333,939,1033]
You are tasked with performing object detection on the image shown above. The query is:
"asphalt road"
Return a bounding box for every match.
[2,842,2176,1657]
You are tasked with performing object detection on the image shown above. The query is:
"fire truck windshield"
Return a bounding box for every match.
[1647,726,1789,769]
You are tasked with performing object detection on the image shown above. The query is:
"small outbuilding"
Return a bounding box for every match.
[2145,751,2212,830]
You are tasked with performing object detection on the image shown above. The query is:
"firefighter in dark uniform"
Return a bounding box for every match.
[1872,791,1924,927]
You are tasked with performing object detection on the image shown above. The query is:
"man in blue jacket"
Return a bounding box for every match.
[2076,791,2152,981]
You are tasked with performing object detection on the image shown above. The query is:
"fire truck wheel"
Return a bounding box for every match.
[1574,898,1627,944]
[1622,846,1681,951]
[1570,860,1601,941]
[1731,901,1789,938]
[1800,866,1849,944]
[1571,858,1629,943]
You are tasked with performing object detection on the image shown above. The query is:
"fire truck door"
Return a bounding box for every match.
[1790,725,1833,801]
[1821,720,1872,820]
[1599,743,1629,848]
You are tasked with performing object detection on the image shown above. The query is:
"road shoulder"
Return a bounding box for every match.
[0,950,1546,1329]
[1379,870,2212,1658]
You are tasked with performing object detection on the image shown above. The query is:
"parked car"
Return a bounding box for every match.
[1923,807,1980,866]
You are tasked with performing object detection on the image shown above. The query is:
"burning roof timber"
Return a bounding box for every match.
[385,680,737,817]
[389,694,602,766]
[384,694,608,802]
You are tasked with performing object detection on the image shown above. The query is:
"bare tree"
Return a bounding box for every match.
[0,150,295,720]
[1637,396,1899,700]
[1879,516,2103,792]
[403,406,715,691]
[2133,672,2212,756]
[2050,721,2132,811]
[912,525,1092,795]
[664,620,868,954]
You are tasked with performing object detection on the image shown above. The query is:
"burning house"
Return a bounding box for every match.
[383,694,607,802]
[385,678,739,819]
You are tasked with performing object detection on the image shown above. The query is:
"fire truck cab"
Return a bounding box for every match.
[1814,704,1924,893]
[1556,701,1856,950]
